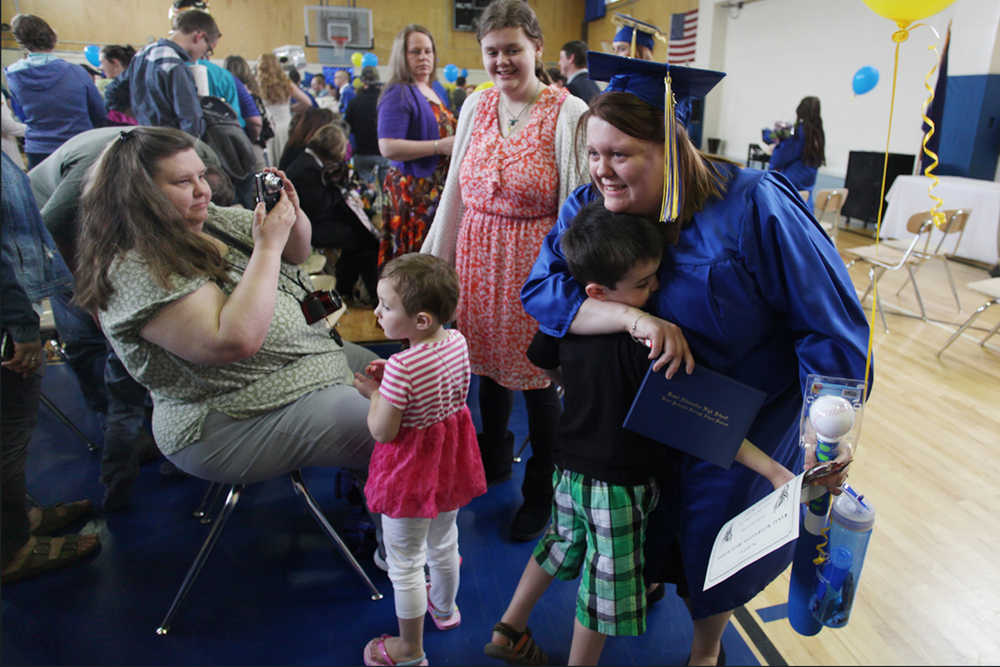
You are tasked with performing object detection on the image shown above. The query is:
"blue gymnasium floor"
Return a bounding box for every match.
[2,357,762,666]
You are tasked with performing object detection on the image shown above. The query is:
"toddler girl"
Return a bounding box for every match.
[354,253,487,667]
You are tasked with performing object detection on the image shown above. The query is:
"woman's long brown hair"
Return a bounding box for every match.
[73,127,230,313]
[797,96,826,168]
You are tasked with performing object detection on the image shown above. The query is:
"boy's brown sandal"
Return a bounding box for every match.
[483,621,548,665]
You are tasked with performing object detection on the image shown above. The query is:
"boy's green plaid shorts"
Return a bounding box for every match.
[532,468,659,636]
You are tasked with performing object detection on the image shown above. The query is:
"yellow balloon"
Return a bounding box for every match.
[861,0,955,27]
[351,52,363,68]
[353,77,363,89]
[474,81,494,93]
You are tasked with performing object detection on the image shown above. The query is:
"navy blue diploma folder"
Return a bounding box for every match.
[623,363,767,469]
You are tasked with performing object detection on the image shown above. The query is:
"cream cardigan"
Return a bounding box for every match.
[421,87,589,265]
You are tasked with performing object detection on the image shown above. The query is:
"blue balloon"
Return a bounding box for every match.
[852,66,879,96]
[361,52,378,68]
[443,63,459,83]
[84,44,101,68]
[460,68,468,79]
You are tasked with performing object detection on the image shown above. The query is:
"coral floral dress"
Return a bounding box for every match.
[455,85,568,390]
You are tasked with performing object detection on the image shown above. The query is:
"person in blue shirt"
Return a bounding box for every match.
[520,53,867,667]
[5,14,107,168]
[768,96,826,210]
[105,9,219,139]
[334,69,356,114]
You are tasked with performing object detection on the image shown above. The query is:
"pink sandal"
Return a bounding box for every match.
[426,586,461,630]
[363,635,428,666]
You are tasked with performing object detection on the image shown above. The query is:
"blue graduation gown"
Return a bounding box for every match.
[769,125,818,208]
[521,166,872,618]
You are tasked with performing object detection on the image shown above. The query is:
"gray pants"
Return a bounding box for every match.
[168,341,379,485]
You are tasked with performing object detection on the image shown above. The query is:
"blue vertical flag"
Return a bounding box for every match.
[584,0,606,22]
[919,21,950,174]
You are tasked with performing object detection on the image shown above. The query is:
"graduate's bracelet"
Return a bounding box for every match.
[433,139,440,155]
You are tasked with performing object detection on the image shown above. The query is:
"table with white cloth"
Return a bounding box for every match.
[880,175,1000,266]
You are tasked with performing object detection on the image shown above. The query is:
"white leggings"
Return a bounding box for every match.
[381,511,459,620]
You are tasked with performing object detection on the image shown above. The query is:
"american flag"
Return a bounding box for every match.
[668,9,698,65]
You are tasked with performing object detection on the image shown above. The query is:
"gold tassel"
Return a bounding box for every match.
[630,29,638,58]
[660,73,680,223]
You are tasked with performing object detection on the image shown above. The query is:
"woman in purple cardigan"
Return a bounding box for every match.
[376,25,455,267]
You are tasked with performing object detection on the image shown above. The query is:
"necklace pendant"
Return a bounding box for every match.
[508,118,517,128]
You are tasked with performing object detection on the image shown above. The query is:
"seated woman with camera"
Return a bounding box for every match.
[72,126,379,487]
[284,122,378,307]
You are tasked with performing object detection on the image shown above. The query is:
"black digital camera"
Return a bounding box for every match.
[300,289,344,325]
[254,171,283,211]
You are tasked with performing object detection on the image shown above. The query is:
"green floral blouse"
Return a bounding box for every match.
[100,204,351,455]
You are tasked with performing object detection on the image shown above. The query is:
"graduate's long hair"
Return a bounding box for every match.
[796,96,825,168]
[580,92,735,237]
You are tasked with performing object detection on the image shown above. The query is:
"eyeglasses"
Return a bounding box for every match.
[202,32,220,58]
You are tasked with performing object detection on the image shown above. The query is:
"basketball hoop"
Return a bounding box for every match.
[331,36,349,64]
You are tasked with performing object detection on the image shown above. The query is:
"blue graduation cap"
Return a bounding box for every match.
[611,14,667,58]
[588,51,726,222]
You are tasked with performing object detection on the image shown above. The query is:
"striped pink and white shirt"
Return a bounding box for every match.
[378,329,471,429]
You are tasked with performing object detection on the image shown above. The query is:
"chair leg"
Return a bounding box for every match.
[936,299,997,358]
[980,310,1000,347]
[866,267,890,333]
[905,265,927,320]
[289,471,384,601]
[894,259,928,298]
[513,435,530,463]
[940,257,962,311]
[875,288,889,333]
[156,484,243,635]
[858,263,879,304]
[193,482,222,522]
[38,393,99,453]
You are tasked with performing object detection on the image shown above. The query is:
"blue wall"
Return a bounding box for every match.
[937,74,1000,180]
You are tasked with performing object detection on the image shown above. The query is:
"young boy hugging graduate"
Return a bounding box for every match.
[484,202,679,666]
[484,202,795,666]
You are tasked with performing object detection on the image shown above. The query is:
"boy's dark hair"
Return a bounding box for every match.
[173,9,219,39]
[380,253,459,323]
[560,201,664,289]
[561,40,588,68]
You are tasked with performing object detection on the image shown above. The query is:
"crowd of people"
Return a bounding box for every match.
[1,1,869,666]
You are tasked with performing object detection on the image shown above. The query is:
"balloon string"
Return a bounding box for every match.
[862,36,902,409]
[919,25,946,228]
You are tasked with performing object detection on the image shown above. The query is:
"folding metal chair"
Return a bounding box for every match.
[844,209,970,332]
[812,188,849,245]
[936,278,1000,358]
[155,470,383,636]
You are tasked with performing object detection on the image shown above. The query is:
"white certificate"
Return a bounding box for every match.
[703,472,805,591]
